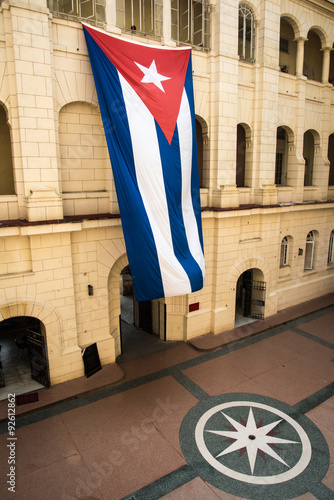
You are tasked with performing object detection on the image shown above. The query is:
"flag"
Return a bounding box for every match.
[83,23,205,301]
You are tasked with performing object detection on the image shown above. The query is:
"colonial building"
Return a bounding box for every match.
[0,0,333,390]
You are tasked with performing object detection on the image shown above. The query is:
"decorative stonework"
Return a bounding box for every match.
[180,393,329,499]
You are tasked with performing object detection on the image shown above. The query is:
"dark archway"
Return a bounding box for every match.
[118,267,176,363]
[235,269,266,326]
[303,130,314,186]
[0,316,49,400]
[236,124,246,187]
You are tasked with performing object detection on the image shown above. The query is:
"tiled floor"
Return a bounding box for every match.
[0,334,43,402]
[0,295,333,500]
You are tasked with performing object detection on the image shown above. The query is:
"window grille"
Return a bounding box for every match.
[280,236,289,267]
[171,0,211,50]
[328,230,334,264]
[238,4,255,62]
[304,231,314,270]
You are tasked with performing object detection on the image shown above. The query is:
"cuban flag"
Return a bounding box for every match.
[83,24,205,301]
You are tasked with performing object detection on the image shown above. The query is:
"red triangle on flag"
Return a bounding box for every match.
[83,24,190,144]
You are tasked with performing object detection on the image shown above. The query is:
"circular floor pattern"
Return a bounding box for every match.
[179,393,329,499]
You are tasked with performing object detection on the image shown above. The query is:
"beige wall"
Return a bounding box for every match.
[0,0,333,385]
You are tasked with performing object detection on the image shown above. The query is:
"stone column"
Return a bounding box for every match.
[295,37,306,76]
[105,0,121,33]
[162,0,173,44]
[321,47,332,84]
[209,0,240,208]
[251,1,280,205]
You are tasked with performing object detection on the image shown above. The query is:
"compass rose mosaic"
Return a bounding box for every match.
[179,393,329,499]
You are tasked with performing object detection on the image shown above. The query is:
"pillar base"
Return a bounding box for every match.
[212,185,240,208]
[25,187,63,221]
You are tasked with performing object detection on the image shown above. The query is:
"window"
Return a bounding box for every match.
[196,119,204,188]
[171,0,211,50]
[304,231,315,270]
[328,230,334,265]
[275,153,283,185]
[0,105,15,195]
[275,127,287,186]
[303,30,322,82]
[47,0,106,23]
[116,0,163,38]
[238,4,255,62]
[328,134,334,186]
[116,0,163,37]
[280,236,289,267]
[303,131,314,187]
[236,124,246,187]
[279,19,297,76]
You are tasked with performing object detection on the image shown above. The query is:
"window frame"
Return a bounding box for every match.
[116,0,163,39]
[171,0,211,50]
[304,231,315,271]
[238,3,256,63]
[328,230,334,265]
[47,0,105,23]
[280,236,289,268]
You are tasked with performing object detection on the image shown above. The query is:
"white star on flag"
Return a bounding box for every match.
[134,59,170,92]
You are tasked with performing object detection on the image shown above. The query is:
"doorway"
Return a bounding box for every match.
[235,269,266,326]
[0,316,49,401]
[118,267,178,362]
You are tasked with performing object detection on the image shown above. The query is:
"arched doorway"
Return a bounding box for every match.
[235,269,266,326]
[118,266,174,362]
[119,265,153,334]
[0,316,49,400]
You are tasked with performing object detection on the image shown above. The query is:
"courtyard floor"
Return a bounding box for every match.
[0,295,333,500]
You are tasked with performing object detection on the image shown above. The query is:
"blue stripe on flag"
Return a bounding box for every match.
[84,29,165,301]
[157,124,204,293]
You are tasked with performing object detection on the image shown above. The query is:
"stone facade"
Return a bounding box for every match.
[0,0,333,385]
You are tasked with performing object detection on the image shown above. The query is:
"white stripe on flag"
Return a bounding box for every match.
[119,73,192,297]
[178,90,205,277]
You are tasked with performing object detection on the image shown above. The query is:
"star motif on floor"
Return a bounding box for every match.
[206,408,300,475]
[134,59,170,92]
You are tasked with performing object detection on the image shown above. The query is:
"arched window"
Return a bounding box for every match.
[279,18,297,75]
[238,4,255,63]
[0,105,15,195]
[328,230,334,265]
[303,131,314,187]
[196,119,204,188]
[275,127,288,186]
[329,42,334,85]
[328,133,334,186]
[236,124,246,187]
[303,30,323,82]
[304,231,315,270]
[280,236,289,267]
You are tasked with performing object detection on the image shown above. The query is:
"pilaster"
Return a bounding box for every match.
[5,1,63,220]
